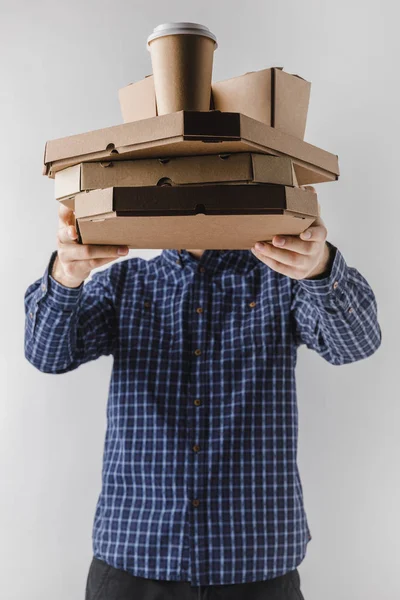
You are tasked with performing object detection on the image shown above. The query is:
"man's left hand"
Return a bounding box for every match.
[250,208,331,281]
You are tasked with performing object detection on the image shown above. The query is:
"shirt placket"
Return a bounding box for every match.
[187,261,209,586]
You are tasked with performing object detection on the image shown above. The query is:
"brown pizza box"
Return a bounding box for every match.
[54,152,298,208]
[74,184,318,249]
[118,68,311,139]
[43,111,339,186]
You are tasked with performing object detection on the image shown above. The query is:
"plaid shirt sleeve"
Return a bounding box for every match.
[24,250,117,373]
[290,242,382,365]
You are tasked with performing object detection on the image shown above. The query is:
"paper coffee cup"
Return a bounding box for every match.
[147,22,217,115]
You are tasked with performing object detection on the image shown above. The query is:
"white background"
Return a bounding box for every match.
[1,1,398,598]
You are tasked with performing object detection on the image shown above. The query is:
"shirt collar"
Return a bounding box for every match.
[161,248,259,276]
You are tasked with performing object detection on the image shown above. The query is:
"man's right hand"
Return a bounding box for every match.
[52,204,129,288]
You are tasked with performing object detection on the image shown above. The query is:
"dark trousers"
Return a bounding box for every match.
[85,556,306,600]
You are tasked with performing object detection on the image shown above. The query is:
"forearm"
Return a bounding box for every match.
[292,243,382,365]
[24,250,116,373]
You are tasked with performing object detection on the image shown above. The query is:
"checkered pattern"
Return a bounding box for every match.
[24,245,381,587]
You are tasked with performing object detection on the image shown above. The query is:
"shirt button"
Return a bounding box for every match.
[333,281,339,290]
[41,284,47,292]
[176,259,181,264]
[194,348,202,356]
[192,499,200,507]
[144,301,151,308]
[249,301,256,308]
[199,266,206,273]
[196,307,203,314]
[192,444,200,453]
[29,311,34,319]
[348,307,354,313]
[194,399,202,406]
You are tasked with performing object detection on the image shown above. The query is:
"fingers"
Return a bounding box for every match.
[57,223,78,244]
[251,248,301,279]
[299,217,328,242]
[56,207,129,259]
[268,219,327,255]
[58,203,75,229]
[270,235,316,256]
[298,188,326,240]
[253,242,309,269]
[251,209,329,280]
[57,242,129,262]
[54,202,129,287]
[62,256,117,278]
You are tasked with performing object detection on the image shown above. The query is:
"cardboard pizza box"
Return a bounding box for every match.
[44,111,339,186]
[74,184,318,249]
[55,152,298,208]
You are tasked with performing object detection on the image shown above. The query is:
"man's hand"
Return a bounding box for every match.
[250,189,331,280]
[52,204,129,288]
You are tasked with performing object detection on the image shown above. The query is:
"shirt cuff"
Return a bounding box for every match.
[38,250,84,311]
[297,242,349,306]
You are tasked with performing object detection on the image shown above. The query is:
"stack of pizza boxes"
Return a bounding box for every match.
[44,67,339,250]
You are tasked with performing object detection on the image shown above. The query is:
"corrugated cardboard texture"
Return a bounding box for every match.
[54,153,296,200]
[44,111,339,186]
[76,213,316,249]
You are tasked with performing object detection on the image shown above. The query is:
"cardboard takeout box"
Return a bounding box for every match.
[74,184,319,249]
[54,152,298,208]
[119,67,311,140]
[44,111,339,186]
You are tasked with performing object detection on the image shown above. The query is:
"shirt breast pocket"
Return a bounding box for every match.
[220,300,276,357]
[119,301,176,357]
[142,303,176,351]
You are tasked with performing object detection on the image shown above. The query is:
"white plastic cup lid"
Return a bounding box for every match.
[147,22,218,49]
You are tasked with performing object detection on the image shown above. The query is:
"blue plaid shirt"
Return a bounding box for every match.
[24,245,381,587]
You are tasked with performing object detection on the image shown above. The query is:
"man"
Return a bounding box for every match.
[24,192,381,600]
